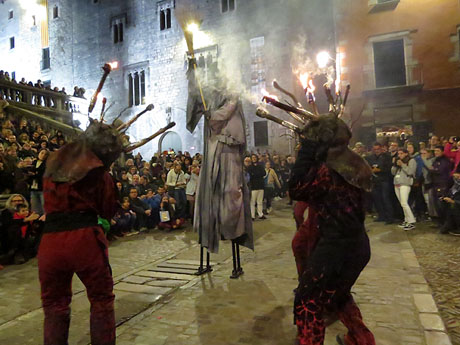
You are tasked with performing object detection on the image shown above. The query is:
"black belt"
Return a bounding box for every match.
[44,211,98,233]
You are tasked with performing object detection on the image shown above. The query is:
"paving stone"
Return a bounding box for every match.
[419,313,446,331]
[424,330,452,345]
[135,271,195,280]
[122,276,152,285]
[145,279,188,288]
[114,282,171,295]
[148,267,198,275]
[166,259,217,266]
[414,294,439,313]
[411,284,430,293]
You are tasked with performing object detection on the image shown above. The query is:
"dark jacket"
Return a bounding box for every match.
[365,152,392,183]
[431,155,453,190]
[247,163,266,190]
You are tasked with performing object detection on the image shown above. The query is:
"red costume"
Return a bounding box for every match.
[38,147,118,345]
[289,115,375,345]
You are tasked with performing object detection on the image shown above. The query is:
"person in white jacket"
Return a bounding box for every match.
[391,148,417,230]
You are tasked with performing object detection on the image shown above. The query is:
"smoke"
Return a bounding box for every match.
[291,35,336,88]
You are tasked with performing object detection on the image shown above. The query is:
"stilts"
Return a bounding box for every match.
[230,240,244,279]
[195,245,212,275]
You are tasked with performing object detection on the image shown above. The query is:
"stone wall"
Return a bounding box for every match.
[2,0,335,159]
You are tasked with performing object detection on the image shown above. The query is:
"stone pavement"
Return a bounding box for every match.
[0,201,455,345]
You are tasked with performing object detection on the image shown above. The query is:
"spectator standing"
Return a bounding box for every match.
[185,165,199,221]
[365,143,394,224]
[391,148,417,230]
[430,146,453,229]
[264,161,281,214]
[420,148,436,218]
[29,149,48,215]
[248,154,266,220]
[166,163,187,220]
[439,165,460,236]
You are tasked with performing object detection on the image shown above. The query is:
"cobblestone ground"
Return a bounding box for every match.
[0,201,455,345]
[406,223,460,345]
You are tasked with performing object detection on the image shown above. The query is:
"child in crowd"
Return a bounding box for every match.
[158,195,184,230]
[110,197,137,237]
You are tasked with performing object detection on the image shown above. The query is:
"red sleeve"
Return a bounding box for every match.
[444,143,456,160]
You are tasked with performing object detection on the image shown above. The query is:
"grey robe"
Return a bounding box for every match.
[187,85,254,253]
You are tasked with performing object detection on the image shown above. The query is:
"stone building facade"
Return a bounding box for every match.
[1,0,335,158]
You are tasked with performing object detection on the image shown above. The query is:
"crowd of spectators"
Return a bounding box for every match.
[0,97,294,268]
[0,70,86,109]
[357,134,460,236]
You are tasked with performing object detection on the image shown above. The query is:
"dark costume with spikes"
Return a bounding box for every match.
[290,115,375,345]
[38,122,125,345]
[186,64,253,254]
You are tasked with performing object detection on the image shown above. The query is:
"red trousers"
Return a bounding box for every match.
[38,227,115,345]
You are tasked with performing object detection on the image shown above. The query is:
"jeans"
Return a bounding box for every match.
[171,189,187,219]
[30,191,45,215]
[371,180,393,221]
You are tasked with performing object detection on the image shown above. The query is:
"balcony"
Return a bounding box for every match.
[368,0,400,14]
[0,79,84,135]
[362,63,423,97]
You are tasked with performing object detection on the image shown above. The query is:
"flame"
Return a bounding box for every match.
[261,89,279,101]
[108,61,119,69]
[308,79,315,93]
[299,73,309,90]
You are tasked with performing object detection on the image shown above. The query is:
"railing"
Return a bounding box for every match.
[0,79,91,116]
[0,79,85,137]
[363,63,424,92]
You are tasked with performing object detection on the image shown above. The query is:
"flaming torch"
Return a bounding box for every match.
[261,89,318,121]
[88,61,119,114]
[299,73,319,115]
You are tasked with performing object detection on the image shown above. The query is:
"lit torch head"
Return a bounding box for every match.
[108,61,119,70]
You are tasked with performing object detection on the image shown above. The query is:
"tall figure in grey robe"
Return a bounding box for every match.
[186,62,254,255]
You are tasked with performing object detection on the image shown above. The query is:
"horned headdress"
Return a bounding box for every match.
[45,63,176,184]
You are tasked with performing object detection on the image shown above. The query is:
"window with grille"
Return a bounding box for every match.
[53,5,58,19]
[128,70,146,107]
[373,39,406,88]
[8,10,13,19]
[10,37,15,49]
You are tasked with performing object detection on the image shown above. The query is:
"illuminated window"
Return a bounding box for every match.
[128,70,146,107]
[222,0,235,13]
[10,37,15,49]
[8,10,13,19]
[53,5,58,19]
